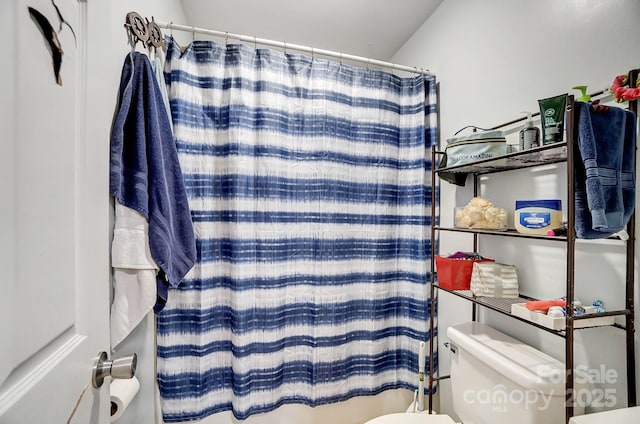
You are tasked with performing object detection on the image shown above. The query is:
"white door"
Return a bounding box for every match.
[0,0,112,422]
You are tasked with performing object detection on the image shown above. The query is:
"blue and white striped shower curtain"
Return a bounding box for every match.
[157,37,438,422]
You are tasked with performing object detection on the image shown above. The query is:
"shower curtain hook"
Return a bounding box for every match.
[339,52,343,65]
[283,41,287,55]
[225,32,229,45]
[169,21,173,37]
[191,26,195,41]
[311,47,315,61]
[254,36,258,49]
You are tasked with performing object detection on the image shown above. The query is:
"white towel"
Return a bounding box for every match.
[152,56,173,132]
[110,201,158,347]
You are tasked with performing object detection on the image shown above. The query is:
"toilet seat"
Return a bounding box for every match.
[365,413,459,424]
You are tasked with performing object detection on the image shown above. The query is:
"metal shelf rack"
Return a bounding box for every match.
[427,74,638,423]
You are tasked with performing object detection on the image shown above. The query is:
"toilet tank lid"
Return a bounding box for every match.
[447,322,576,395]
[365,413,458,424]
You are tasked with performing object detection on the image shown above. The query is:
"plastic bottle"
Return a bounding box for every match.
[515,199,562,235]
[572,85,591,102]
[519,111,540,150]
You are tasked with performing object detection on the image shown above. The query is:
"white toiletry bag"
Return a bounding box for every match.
[443,129,507,167]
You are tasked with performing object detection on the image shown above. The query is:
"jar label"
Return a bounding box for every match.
[519,212,551,228]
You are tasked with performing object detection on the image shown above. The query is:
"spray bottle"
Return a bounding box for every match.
[519,111,540,150]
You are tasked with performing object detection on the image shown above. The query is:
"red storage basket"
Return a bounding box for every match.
[435,255,495,290]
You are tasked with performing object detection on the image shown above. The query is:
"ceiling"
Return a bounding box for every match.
[180,0,442,61]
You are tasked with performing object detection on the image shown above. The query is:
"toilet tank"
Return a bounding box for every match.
[446,322,586,424]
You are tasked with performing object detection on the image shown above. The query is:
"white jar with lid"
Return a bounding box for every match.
[515,199,562,235]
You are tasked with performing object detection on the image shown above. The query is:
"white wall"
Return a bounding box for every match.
[392,0,640,420]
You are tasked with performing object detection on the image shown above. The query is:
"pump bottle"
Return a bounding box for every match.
[519,111,540,150]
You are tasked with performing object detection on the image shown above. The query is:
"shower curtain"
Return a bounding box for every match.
[157,37,438,422]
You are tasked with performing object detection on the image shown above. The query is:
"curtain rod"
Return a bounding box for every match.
[157,22,431,76]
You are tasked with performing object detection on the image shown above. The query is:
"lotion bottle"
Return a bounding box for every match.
[519,111,540,150]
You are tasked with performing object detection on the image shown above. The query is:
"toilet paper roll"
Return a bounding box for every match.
[110,376,140,422]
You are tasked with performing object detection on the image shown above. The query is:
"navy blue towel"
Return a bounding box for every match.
[110,52,196,310]
[574,101,636,239]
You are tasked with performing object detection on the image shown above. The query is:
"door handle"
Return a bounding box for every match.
[91,351,137,388]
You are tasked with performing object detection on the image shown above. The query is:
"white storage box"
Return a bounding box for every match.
[470,262,518,298]
[511,303,615,330]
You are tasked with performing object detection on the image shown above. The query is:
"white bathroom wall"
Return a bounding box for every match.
[392,0,640,419]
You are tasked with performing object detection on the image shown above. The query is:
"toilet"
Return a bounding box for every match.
[365,321,586,424]
[365,413,458,424]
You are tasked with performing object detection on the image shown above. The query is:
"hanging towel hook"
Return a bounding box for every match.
[124,11,149,50]
[146,16,165,53]
[124,12,164,54]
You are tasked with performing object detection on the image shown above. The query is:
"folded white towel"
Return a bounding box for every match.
[111,203,157,269]
[110,201,158,347]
